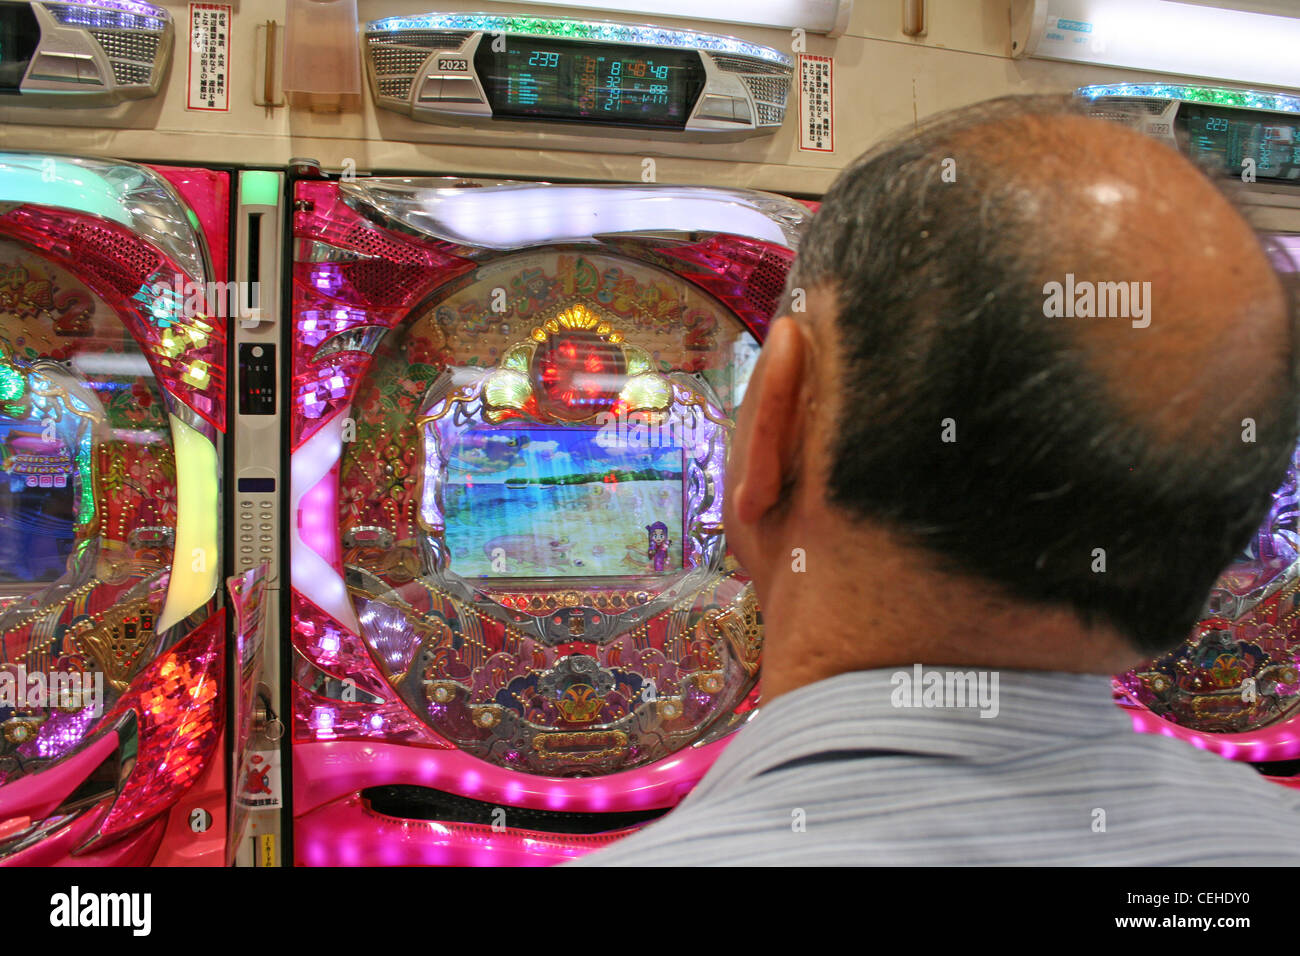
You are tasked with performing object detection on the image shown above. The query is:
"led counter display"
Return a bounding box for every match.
[474,36,705,129]
[1181,105,1300,182]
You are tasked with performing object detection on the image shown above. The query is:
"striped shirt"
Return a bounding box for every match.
[572,668,1300,865]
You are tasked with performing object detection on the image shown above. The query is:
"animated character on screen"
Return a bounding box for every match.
[646,521,671,573]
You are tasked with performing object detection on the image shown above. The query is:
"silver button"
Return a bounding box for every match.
[439,77,483,103]
[696,94,741,122]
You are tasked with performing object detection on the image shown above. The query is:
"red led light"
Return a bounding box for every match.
[96,611,226,839]
[531,330,626,421]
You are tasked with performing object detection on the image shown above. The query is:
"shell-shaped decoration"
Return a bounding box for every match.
[619,372,672,412]
[483,367,532,412]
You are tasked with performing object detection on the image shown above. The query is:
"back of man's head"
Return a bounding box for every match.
[787,95,1298,657]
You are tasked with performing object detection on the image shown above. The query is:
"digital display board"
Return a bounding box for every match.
[474,36,705,129]
[1180,105,1300,183]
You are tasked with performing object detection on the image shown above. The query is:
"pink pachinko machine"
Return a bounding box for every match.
[288,173,807,865]
[0,152,230,865]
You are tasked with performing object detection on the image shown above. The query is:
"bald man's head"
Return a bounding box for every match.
[788,95,1298,655]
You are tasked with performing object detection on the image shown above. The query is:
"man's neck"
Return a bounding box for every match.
[752,530,1142,703]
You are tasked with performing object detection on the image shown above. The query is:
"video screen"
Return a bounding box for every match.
[442,426,684,579]
[0,415,78,583]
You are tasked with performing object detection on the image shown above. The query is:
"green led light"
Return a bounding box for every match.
[1076,83,1300,114]
[0,353,25,405]
[367,12,792,66]
[240,170,281,207]
[76,434,94,525]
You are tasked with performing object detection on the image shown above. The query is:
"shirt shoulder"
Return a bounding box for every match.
[571,728,1300,866]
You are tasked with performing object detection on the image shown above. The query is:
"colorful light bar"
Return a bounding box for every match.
[156,414,219,634]
[366,13,792,67]
[445,0,851,37]
[1077,83,1300,114]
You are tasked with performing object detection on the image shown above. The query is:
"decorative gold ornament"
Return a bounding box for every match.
[704,583,763,677]
[533,730,628,764]
[71,597,158,692]
[471,704,505,728]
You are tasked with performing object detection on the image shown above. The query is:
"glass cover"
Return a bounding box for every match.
[339,248,762,775]
[0,240,177,784]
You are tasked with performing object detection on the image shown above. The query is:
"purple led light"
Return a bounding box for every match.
[298,366,352,419]
[318,627,341,659]
[298,390,326,419]
[360,600,423,675]
[298,308,364,347]
[19,706,97,760]
[311,706,336,739]
[323,370,348,398]
[310,265,345,296]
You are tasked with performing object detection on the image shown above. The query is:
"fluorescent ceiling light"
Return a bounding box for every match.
[1012,0,1300,90]
[495,0,852,36]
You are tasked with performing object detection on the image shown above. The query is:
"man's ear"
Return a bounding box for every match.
[730,315,809,525]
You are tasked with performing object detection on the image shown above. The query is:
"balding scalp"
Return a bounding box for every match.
[792,95,1298,655]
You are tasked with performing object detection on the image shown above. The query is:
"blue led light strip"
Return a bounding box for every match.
[1077,83,1300,114]
[41,0,169,32]
[367,12,792,67]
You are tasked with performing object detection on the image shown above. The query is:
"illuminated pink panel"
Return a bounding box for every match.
[298,461,343,575]
[298,793,638,866]
[292,737,729,819]
[1122,702,1300,763]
